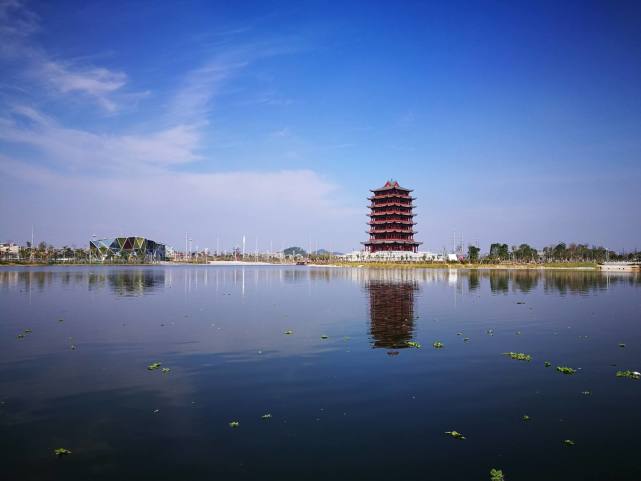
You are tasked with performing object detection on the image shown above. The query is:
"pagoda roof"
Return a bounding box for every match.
[370,180,412,193]
[368,195,415,201]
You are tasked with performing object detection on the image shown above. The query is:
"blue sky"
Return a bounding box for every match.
[1,0,640,253]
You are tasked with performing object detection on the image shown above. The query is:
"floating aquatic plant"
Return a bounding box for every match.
[147,362,162,370]
[24,328,32,334]
[522,415,531,421]
[229,421,239,428]
[17,333,25,339]
[516,301,525,305]
[444,430,466,440]
[463,337,470,342]
[616,370,640,380]
[486,329,494,335]
[432,341,444,349]
[619,343,626,348]
[581,391,591,395]
[261,413,272,419]
[320,335,328,340]
[544,361,551,367]
[284,330,293,335]
[54,448,71,456]
[563,439,575,446]
[490,468,505,481]
[503,352,532,362]
[556,366,577,375]
[161,368,171,374]
[407,341,421,348]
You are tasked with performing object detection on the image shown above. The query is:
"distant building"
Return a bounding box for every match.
[89,236,166,262]
[339,250,443,262]
[0,243,20,260]
[363,180,422,253]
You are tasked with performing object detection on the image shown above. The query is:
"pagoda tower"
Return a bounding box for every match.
[363,180,421,253]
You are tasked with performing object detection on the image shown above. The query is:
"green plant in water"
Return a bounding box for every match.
[556,366,577,375]
[24,328,32,334]
[563,439,575,446]
[147,362,162,370]
[619,343,626,348]
[432,341,444,349]
[284,330,293,335]
[17,333,25,339]
[544,361,551,367]
[444,430,466,440]
[490,468,505,481]
[616,370,640,380]
[320,335,328,340]
[581,391,591,395]
[261,413,272,419]
[54,448,71,456]
[229,421,239,428]
[463,337,470,342]
[407,341,421,348]
[522,415,531,421]
[503,352,532,361]
[161,368,171,374]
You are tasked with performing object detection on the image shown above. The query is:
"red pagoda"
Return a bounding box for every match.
[363,180,422,253]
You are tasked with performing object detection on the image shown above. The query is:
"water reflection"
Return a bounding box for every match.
[0,267,639,297]
[89,269,165,296]
[365,279,418,349]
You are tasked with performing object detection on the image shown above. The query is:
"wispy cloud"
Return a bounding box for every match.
[41,61,128,112]
[0,1,137,112]
[0,106,201,172]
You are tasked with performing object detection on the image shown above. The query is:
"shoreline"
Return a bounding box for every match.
[0,261,619,271]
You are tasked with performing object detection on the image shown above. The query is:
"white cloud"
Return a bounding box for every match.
[41,61,128,112]
[0,154,359,250]
[0,106,201,171]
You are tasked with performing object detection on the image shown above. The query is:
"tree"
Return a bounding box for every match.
[489,243,509,261]
[283,246,306,257]
[467,245,480,262]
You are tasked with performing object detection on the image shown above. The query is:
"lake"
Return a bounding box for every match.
[1,266,641,480]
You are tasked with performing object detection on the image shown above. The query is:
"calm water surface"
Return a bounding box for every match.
[1,266,641,480]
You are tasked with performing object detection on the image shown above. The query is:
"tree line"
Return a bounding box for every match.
[467,242,640,263]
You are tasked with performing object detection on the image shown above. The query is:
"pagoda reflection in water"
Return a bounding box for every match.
[365,276,419,349]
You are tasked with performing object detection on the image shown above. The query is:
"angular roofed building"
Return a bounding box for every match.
[89,236,166,262]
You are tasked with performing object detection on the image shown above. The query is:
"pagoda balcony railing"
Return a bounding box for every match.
[368,220,417,225]
[368,210,416,217]
[368,229,417,234]
[368,237,416,242]
[369,202,414,208]
[363,239,423,245]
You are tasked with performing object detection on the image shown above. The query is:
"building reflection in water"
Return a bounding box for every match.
[364,271,419,349]
[89,269,165,296]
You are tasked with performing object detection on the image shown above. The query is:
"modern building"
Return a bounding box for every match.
[363,180,422,253]
[0,243,20,260]
[89,236,166,262]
